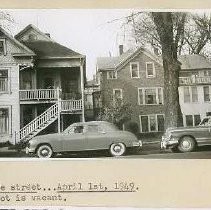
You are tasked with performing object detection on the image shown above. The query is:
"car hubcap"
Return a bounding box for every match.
[182,140,191,149]
[41,148,50,157]
[114,145,122,153]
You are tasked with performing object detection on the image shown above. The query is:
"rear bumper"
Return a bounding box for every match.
[132,140,143,148]
[26,147,35,154]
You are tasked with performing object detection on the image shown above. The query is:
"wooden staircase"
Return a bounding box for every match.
[15,103,59,144]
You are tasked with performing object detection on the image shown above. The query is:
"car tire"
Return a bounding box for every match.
[36,144,53,158]
[178,136,196,153]
[110,143,126,157]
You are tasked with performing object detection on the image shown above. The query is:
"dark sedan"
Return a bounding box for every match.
[26,121,142,158]
[161,117,211,152]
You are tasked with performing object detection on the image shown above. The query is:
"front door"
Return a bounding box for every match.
[61,125,86,151]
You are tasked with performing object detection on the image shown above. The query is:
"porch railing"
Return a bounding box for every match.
[19,89,59,101]
[0,78,8,92]
[179,76,211,85]
[61,99,82,112]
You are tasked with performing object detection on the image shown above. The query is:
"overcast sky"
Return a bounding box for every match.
[4,9,135,80]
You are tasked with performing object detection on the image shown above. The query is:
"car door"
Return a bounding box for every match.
[85,124,108,151]
[196,118,211,145]
[61,125,86,152]
[194,125,211,145]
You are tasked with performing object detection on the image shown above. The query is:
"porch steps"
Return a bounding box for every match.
[15,103,59,145]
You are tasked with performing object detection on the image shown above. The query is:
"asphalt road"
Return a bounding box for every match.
[1,144,211,159]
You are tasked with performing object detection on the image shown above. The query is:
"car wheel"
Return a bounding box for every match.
[178,136,196,153]
[110,143,126,157]
[36,145,53,158]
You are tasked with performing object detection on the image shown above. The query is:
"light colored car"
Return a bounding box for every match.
[26,121,142,158]
[161,117,211,153]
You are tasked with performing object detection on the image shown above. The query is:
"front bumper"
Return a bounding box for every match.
[132,140,143,148]
[161,136,179,149]
[26,147,36,154]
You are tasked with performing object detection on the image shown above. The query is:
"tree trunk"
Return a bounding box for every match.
[152,12,183,129]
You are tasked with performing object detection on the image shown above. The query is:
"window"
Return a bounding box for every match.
[149,115,156,132]
[194,115,201,126]
[140,114,165,133]
[191,86,198,102]
[107,71,117,79]
[140,116,148,132]
[0,39,6,55]
[185,115,201,127]
[186,115,193,127]
[204,86,210,102]
[184,87,190,103]
[0,108,9,135]
[0,70,8,92]
[130,62,139,78]
[157,114,165,131]
[204,70,211,77]
[146,62,155,78]
[184,86,198,103]
[138,87,163,105]
[113,89,123,100]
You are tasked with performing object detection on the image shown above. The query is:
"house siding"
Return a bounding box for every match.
[0,32,33,143]
[100,51,165,133]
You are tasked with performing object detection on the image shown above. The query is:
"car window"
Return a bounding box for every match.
[73,125,84,133]
[87,125,99,132]
[67,125,84,134]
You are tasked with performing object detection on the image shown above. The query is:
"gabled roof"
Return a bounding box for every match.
[97,49,135,70]
[15,24,84,59]
[0,26,35,56]
[15,24,52,41]
[97,47,162,71]
[178,54,211,70]
[97,47,211,72]
[23,41,84,59]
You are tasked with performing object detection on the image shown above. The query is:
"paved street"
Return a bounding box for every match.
[1,143,211,159]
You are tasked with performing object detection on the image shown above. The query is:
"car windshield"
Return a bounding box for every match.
[199,118,211,126]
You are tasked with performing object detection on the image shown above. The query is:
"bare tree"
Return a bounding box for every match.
[151,12,184,129]
[130,12,211,56]
[183,14,211,54]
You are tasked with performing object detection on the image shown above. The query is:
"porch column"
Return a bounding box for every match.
[80,64,85,122]
[33,68,37,89]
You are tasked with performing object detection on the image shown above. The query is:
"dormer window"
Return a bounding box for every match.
[146,62,155,78]
[0,39,6,56]
[107,71,117,79]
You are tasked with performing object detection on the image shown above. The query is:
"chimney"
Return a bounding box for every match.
[119,45,123,55]
[45,33,51,38]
